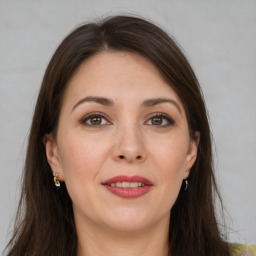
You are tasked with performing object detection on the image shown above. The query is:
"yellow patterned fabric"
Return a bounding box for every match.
[230,243,256,256]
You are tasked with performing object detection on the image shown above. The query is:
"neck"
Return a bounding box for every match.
[75,214,170,256]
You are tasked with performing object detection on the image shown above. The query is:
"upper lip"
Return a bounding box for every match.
[102,175,153,185]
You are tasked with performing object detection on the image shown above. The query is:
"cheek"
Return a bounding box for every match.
[57,134,110,212]
[151,134,189,176]
[57,133,109,187]
[149,134,188,205]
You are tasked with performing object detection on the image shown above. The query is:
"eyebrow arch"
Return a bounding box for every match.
[142,98,182,114]
[71,96,182,114]
[71,96,114,112]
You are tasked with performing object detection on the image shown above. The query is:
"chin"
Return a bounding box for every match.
[105,219,151,233]
[100,207,158,232]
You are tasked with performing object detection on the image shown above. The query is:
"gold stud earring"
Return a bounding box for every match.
[54,172,61,188]
[184,170,190,191]
[184,178,189,191]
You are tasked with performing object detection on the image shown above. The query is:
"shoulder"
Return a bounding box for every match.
[230,243,256,256]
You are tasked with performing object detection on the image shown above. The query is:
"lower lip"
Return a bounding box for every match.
[103,185,152,198]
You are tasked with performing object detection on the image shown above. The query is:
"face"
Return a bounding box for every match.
[45,51,199,233]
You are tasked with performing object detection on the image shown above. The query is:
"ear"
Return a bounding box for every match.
[185,131,200,177]
[43,134,64,181]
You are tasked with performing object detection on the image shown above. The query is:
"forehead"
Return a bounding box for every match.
[63,50,184,109]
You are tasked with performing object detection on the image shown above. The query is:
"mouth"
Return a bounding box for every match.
[103,181,147,188]
[102,175,153,199]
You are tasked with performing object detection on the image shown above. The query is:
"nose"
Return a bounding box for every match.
[112,125,147,163]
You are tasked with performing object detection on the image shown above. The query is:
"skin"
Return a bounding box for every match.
[45,51,199,256]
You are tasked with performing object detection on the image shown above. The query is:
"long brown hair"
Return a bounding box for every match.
[5,15,230,256]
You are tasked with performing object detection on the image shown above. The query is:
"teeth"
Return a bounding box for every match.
[108,182,145,188]
[123,182,130,187]
[116,182,122,187]
[129,182,137,188]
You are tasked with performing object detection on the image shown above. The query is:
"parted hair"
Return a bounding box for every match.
[5,15,230,256]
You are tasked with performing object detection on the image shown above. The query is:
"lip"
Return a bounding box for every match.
[102,175,153,185]
[102,175,153,199]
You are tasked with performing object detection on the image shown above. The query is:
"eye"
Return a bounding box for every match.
[145,113,175,127]
[81,113,111,127]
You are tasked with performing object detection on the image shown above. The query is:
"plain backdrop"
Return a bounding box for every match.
[0,0,255,253]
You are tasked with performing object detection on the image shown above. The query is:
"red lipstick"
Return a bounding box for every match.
[102,175,153,199]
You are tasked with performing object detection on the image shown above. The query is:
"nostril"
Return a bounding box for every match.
[117,155,143,160]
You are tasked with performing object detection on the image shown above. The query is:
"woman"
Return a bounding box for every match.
[4,15,255,256]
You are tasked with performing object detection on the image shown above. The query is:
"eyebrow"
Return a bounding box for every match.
[142,98,182,114]
[71,96,114,112]
[71,96,182,114]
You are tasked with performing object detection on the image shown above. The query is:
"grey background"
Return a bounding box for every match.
[1,0,255,253]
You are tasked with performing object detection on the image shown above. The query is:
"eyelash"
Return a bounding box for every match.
[144,113,175,127]
[80,112,111,127]
[80,112,175,128]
